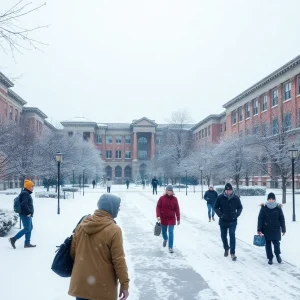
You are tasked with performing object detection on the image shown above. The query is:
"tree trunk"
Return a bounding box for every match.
[245,176,249,186]
[235,177,240,197]
[281,176,287,204]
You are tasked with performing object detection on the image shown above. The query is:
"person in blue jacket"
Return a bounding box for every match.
[204,185,218,222]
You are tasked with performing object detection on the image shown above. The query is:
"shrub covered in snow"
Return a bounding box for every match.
[0,209,18,237]
[295,190,300,194]
[62,188,79,192]
[214,185,267,196]
[35,191,72,199]
[0,192,18,195]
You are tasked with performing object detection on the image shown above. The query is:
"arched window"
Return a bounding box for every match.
[115,166,122,178]
[105,166,112,179]
[138,136,148,160]
[139,163,147,179]
[124,166,132,179]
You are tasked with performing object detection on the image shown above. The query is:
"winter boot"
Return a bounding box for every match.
[268,259,273,265]
[9,237,16,249]
[212,217,215,221]
[169,248,174,253]
[163,240,167,248]
[24,243,36,248]
[231,254,237,261]
[209,218,211,222]
[276,255,282,264]
[224,248,229,257]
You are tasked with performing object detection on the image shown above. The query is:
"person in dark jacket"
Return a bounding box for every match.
[156,185,180,253]
[152,176,159,195]
[9,179,36,249]
[257,192,286,265]
[204,185,218,222]
[92,180,96,189]
[125,179,130,189]
[214,183,243,261]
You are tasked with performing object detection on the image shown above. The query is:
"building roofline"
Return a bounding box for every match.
[8,89,27,106]
[131,117,157,126]
[223,54,300,109]
[191,114,223,131]
[44,119,57,131]
[0,72,14,88]
[23,107,48,119]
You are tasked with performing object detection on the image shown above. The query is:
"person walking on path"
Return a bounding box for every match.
[92,180,96,189]
[106,178,112,193]
[152,176,158,195]
[257,192,286,265]
[214,183,243,261]
[9,180,36,249]
[126,179,130,189]
[69,194,130,300]
[204,185,218,222]
[156,185,180,253]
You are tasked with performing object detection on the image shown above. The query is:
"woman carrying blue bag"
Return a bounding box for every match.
[257,192,286,265]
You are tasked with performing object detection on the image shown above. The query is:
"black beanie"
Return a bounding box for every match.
[267,192,276,200]
[225,183,233,190]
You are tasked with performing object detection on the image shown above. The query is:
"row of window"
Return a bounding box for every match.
[106,150,132,159]
[3,102,20,122]
[231,78,300,125]
[194,125,211,141]
[97,135,132,145]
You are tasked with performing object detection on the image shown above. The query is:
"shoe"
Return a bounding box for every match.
[169,248,174,253]
[24,244,36,248]
[9,237,16,249]
[212,217,215,221]
[224,248,229,257]
[276,255,282,264]
[209,218,211,222]
[163,240,167,248]
[231,254,237,261]
[268,259,273,265]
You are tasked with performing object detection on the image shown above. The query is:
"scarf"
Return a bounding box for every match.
[224,191,235,200]
[266,201,277,209]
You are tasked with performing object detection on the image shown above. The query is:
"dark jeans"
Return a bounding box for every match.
[207,203,215,219]
[220,223,237,254]
[107,187,111,193]
[153,186,157,194]
[14,215,33,245]
[265,240,281,259]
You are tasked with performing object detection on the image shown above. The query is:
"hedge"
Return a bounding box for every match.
[214,185,267,196]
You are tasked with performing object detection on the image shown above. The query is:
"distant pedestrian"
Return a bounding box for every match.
[106,178,112,193]
[92,180,96,189]
[9,180,36,249]
[126,179,130,189]
[257,192,286,265]
[69,194,130,300]
[142,180,145,189]
[214,183,243,261]
[156,185,180,253]
[204,185,218,222]
[151,176,158,195]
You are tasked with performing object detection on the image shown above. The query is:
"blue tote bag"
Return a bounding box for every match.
[253,234,266,247]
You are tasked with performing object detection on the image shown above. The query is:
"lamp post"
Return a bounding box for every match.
[55,151,62,215]
[82,167,86,196]
[289,146,298,222]
[200,167,204,199]
[185,164,188,196]
[72,167,75,187]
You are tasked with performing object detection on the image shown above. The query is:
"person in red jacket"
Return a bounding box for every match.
[156,185,180,253]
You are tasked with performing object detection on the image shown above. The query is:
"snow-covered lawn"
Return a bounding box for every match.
[0,185,300,299]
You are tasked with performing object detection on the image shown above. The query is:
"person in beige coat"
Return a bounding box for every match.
[68,194,130,300]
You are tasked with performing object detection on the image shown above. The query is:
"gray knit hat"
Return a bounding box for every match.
[166,185,173,191]
[97,194,121,218]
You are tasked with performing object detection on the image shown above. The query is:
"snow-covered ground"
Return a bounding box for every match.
[0,185,300,300]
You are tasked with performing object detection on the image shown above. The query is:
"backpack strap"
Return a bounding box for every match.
[72,214,90,233]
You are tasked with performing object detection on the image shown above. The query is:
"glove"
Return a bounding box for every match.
[257,231,262,235]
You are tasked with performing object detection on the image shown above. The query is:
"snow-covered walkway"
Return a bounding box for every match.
[0,186,300,299]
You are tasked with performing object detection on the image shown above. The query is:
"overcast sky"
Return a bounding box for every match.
[1,0,300,125]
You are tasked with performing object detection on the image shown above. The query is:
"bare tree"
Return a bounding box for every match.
[0,1,47,57]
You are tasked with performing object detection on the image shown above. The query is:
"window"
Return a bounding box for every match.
[156,137,161,144]
[204,128,207,137]
[284,113,292,131]
[253,126,259,136]
[220,125,223,133]
[138,150,148,160]
[231,110,237,125]
[125,136,131,144]
[83,132,90,141]
[272,119,279,135]
[106,135,112,144]
[245,103,250,118]
[36,120,39,132]
[106,150,112,159]
[4,103,8,117]
[125,150,131,159]
[68,131,73,137]
[283,82,291,100]
[262,124,267,137]
[9,106,13,120]
[208,125,211,136]
[116,136,122,144]
[246,128,250,135]
[116,150,122,159]
[261,95,267,111]
[272,89,278,106]
[115,166,122,177]
[252,99,258,115]
[298,76,300,95]
[224,122,227,131]
[96,135,102,144]
[238,107,243,122]
[298,109,300,127]
[15,110,18,122]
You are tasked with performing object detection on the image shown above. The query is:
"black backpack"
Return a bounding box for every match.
[51,215,88,277]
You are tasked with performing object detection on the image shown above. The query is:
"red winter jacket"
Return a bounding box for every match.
[156,194,180,226]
